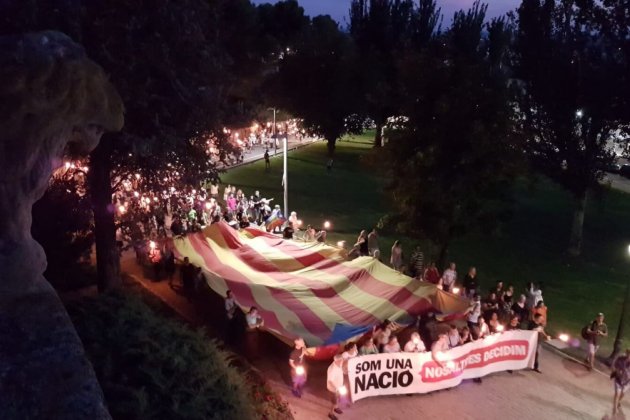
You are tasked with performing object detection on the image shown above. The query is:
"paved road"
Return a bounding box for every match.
[219,136,320,170]
[604,172,630,194]
[122,253,624,420]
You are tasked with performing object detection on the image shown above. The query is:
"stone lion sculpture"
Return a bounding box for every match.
[0,31,123,418]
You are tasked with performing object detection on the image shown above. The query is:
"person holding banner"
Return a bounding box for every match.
[327,355,346,420]
[431,333,450,366]
[528,313,550,373]
[359,338,379,356]
[289,338,307,397]
[404,332,427,352]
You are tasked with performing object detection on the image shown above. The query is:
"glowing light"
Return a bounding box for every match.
[83,166,89,172]
[576,109,583,118]
[149,241,156,249]
[323,221,331,229]
[134,191,140,198]
[295,365,305,376]
[559,333,569,342]
[153,197,158,202]
[65,162,71,169]
[135,173,141,179]
[496,325,504,332]
[338,385,348,396]
[205,202,212,209]
[192,189,197,194]
[118,205,126,214]
[452,287,460,295]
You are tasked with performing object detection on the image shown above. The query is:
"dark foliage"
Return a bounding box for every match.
[379,2,522,266]
[32,176,94,290]
[66,292,256,420]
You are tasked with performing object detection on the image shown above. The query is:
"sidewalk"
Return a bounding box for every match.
[121,252,623,420]
[219,137,320,170]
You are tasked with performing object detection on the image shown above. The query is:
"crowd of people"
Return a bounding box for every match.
[132,195,625,415]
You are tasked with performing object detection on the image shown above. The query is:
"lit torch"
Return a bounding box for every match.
[338,385,348,396]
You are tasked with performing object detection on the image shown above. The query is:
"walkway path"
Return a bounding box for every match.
[219,136,320,170]
[122,253,624,420]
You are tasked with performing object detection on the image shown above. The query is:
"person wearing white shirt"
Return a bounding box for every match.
[467,295,482,331]
[383,336,401,353]
[245,307,264,331]
[404,332,426,353]
[527,282,543,309]
[224,290,236,320]
[327,355,345,420]
[441,262,457,293]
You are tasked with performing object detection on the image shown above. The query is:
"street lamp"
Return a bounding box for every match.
[609,244,630,362]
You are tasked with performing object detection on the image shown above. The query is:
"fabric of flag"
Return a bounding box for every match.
[171,221,470,347]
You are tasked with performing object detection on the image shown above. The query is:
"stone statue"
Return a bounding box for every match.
[0,31,123,418]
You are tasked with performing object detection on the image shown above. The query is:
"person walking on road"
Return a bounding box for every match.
[585,312,608,370]
[528,313,551,373]
[264,149,270,171]
[327,354,346,420]
[612,349,630,416]
[289,338,307,398]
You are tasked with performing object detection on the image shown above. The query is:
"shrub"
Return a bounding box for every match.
[66,292,255,420]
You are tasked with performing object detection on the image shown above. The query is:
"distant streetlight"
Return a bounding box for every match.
[576,109,584,118]
[609,244,630,363]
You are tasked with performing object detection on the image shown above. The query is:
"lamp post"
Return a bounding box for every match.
[609,244,630,362]
[283,134,288,219]
[269,107,288,218]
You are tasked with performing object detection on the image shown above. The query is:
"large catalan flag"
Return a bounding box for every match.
[171,221,469,347]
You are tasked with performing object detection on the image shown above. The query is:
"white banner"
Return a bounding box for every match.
[348,330,537,402]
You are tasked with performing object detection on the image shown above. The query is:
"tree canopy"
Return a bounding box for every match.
[514,0,630,256]
[379,2,522,266]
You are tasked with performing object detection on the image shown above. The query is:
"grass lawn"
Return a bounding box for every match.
[222,132,630,353]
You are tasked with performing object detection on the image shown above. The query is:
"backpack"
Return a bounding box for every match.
[581,324,592,340]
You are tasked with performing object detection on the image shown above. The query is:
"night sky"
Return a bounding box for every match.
[251,0,520,25]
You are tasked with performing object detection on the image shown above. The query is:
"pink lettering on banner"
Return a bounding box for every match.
[420,340,529,383]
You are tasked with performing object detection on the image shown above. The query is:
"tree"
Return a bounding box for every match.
[268,15,361,155]
[514,0,629,256]
[32,168,94,290]
[0,0,262,291]
[349,0,441,147]
[380,2,522,267]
